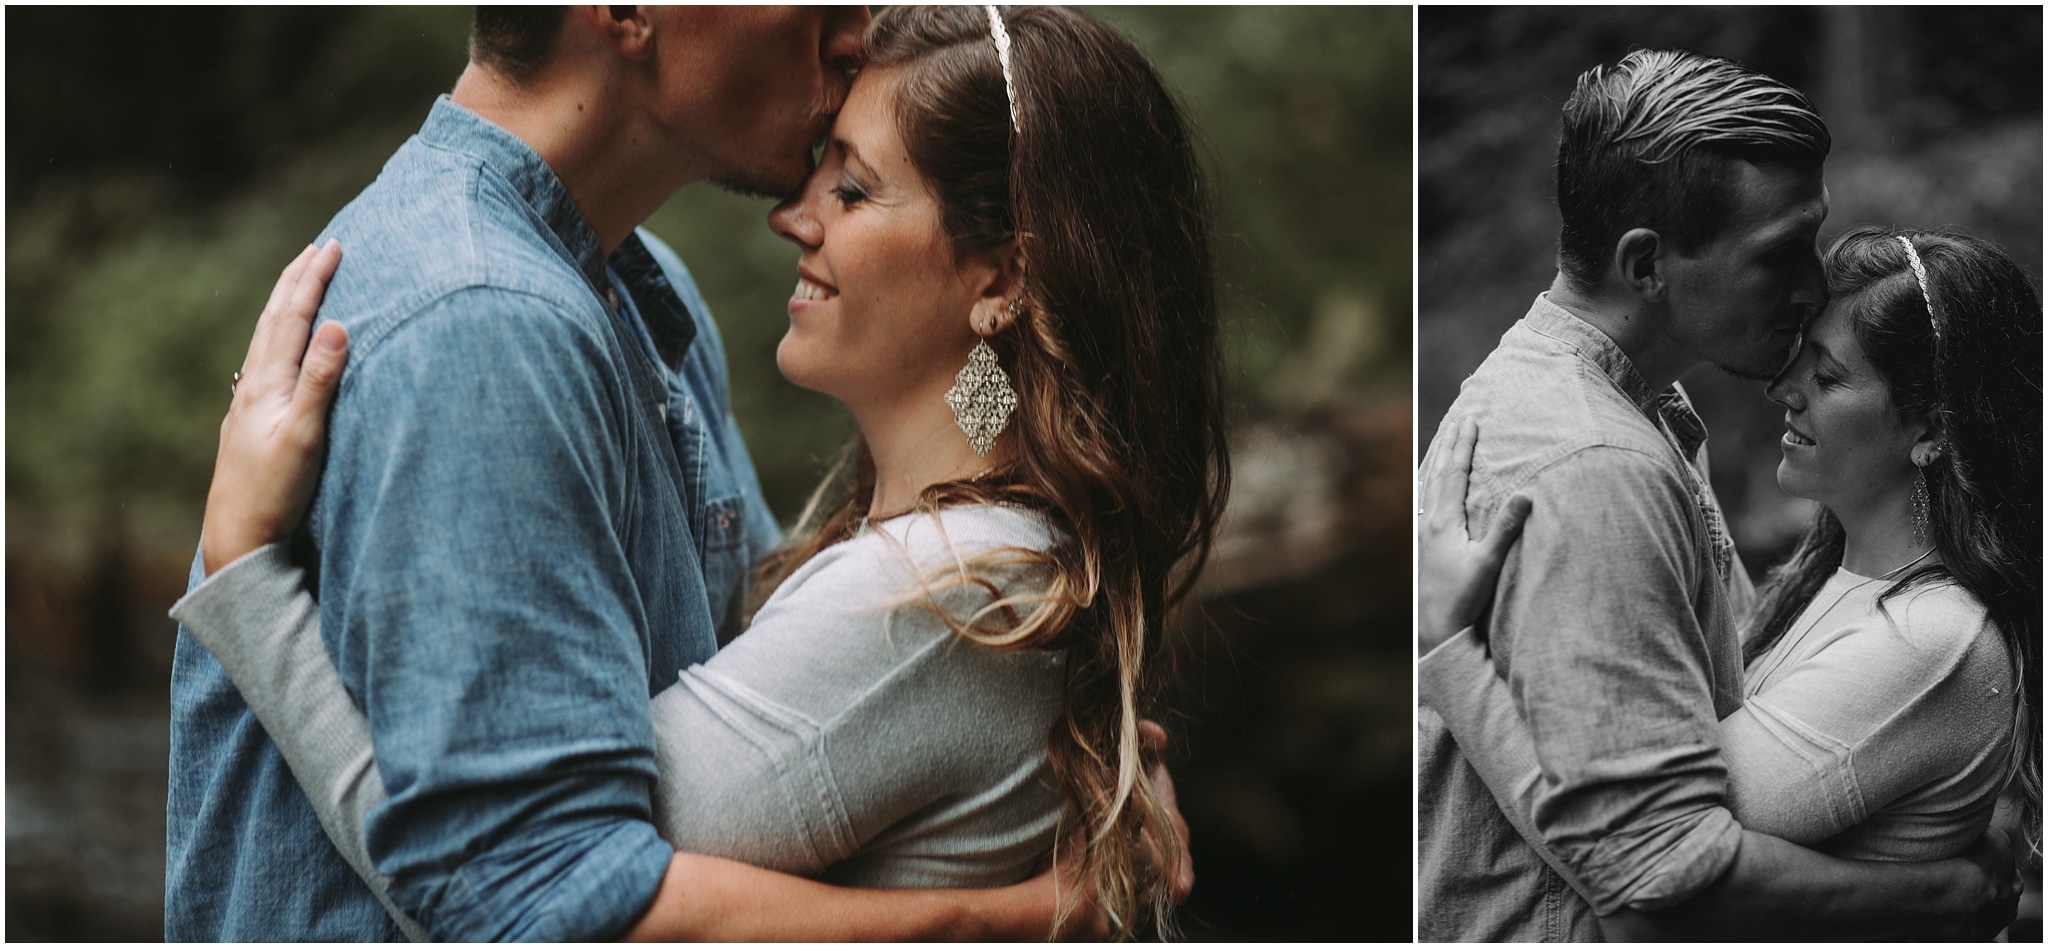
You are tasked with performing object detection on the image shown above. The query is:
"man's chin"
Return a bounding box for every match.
[710,157,812,202]
[1712,340,1798,382]
[1711,359,1781,382]
[711,172,804,202]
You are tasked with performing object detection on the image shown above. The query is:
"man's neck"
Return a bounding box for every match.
[450,63,701,256]
[1546,273,1699,393]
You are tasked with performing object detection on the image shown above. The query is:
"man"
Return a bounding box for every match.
[168,8,1148,940]
[1415,48,2014,941]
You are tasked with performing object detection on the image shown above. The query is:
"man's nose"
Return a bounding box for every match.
[1792,246,1828,314]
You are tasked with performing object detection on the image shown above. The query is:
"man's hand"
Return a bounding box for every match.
[1007,719,1196,940]
[1139,720,1195,901]
[1953,828,2024,940]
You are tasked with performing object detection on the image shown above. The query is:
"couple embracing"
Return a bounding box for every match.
[170,6,1218,941]
[1417,49,2040,940]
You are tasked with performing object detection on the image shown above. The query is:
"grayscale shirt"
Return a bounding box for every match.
[1416,294,1751,942]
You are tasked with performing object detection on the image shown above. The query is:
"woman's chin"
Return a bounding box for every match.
[1774,461,1817,503]
[775,335,817,388]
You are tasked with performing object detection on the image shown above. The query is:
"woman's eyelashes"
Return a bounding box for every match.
[831,178,869,207]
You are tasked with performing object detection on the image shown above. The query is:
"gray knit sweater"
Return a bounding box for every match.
[171,505,1067,935]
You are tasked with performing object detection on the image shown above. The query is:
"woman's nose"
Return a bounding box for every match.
[1765,366,1801,409]
[768,194,821,250]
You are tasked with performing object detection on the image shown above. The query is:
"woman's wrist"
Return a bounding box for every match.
[200,506,273,576]
[1415,597,1462,655]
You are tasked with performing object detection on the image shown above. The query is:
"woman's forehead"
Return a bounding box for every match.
[1808,299,1871,370]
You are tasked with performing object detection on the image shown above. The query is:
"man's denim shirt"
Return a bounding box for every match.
[167,97,781,942]
[1416,294,1749,941]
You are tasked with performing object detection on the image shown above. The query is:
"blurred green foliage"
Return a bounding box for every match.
[8,7,479,559]
[7,6,1412,545]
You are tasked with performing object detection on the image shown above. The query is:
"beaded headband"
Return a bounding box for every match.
[1897,236,1941,345]
[985,5,1020,133]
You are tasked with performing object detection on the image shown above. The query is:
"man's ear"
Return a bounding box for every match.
[574,5,654,61]
[967,240,1026,337]
[1615,228,1665,303]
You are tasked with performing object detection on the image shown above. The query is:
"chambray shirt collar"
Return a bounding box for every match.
[612,233,699,368]
[1522,293,1715,458]
[1524,293,1659,408]
[417,97,701,371]
[418,95,609,294]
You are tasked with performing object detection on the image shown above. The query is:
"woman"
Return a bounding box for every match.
[175,6,1223,940]
[1419,228,2040,907]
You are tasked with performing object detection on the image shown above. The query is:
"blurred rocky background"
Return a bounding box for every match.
[1421,6,2041,938]
[6,7,1412,940]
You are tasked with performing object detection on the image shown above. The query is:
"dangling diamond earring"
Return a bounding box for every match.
[944,339,1018,457]
[1911,465,1931,544]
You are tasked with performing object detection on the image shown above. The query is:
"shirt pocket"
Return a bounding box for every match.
[699,494,753,643]
[702,495,748,554]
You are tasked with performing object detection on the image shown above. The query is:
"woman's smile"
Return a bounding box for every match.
[790,270,837,310]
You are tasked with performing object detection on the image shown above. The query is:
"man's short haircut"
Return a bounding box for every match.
[1554,48,1830,290]
[471,6,568,84]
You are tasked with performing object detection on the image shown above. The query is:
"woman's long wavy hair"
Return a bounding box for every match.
[1745,227,2041,857]
[749,6,1227,937]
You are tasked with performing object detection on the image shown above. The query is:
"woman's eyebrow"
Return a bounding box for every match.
[833,137,882,183]
[1807,339,1852,375]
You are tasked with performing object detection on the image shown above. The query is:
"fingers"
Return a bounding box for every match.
[1419,415,1463,524]
[260,240,343,381]
[1481,492,1534,554]
[1135,721,1195,902]
[1138,719,1167,758]
[292,322,351,430]
[1155,765,1194,900]
[1424,415,1481,539]
[262,244,320,326]
[244,244,321,379]
[1441,416,1476,528]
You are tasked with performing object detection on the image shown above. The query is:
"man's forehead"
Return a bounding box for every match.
[1726,160,1828,238]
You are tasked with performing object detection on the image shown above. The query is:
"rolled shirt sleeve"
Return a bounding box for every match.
[1479,444,1743,913]
[313,288,674,941]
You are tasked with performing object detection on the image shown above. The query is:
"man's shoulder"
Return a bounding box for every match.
[316,148,599,354]
[1447,326,1675,475]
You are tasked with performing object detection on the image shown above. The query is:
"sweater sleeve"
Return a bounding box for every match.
[1721,586,2012,853]
[172,508,1065,896]
[168,543,426,941]
[1418,628,1599,904]
[1420,582,2015,873]
[650,509,1064,887]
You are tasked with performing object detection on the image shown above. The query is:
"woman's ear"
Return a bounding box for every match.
[1909,411,1946,467]
[968,239,1026,337]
